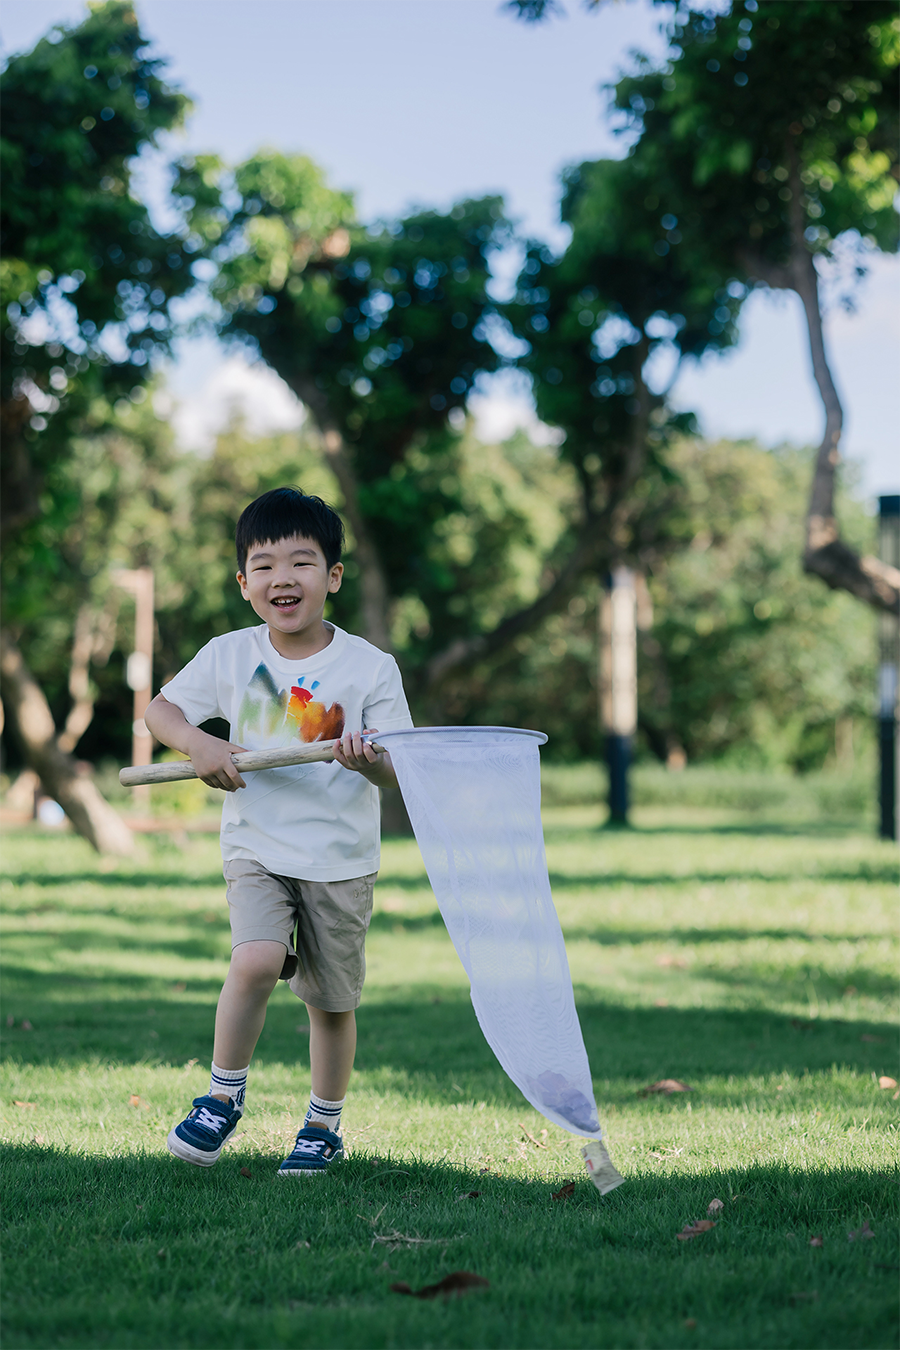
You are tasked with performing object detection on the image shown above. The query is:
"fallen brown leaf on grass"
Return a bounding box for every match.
[655,954,687,968]
[240,1167,252,1178]
[128,1095,141,1107]
[552,1182,576,1201]
[518,1123,549,1148]
[390,1271,489,1300]
[848,1221,874,1241]
[171,982,186,992]
[641,1080,693,1096]
[707,1198,725,1215]
[790,1291,819,1304]
[654,999,669,1008]
[877,1076,897,1090]
[13,1101,35,1109]
[683,1318,697,1329]
[20,1020,33,1031]
[455,1191,481,1201]
[676,1220,716,1241]
[809,1234,824,1247]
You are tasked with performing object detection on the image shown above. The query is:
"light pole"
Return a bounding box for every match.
[600,567,637,825]
[111,567,154,808]
[877,496,899,841]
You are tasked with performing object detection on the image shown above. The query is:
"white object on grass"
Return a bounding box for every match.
[377,726,615,1159]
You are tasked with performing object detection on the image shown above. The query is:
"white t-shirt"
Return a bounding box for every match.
[161,623,413,881]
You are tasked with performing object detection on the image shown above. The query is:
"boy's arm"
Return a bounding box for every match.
[144,692,248,792]
[332,729,399,790]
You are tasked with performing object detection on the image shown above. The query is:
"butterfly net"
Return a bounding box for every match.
[379,727,602,1140]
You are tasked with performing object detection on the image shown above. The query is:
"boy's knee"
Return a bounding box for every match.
[229,939,286,988]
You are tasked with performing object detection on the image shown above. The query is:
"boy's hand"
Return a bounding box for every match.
[333,730,398,789]
[185,729,248,792]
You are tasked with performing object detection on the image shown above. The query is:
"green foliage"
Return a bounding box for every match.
[644,439,876,769]
[612,1,899,285]
[447,438,877,769]
[178,150,515,618]
[1,812,897,1348]
[0,1,198,646]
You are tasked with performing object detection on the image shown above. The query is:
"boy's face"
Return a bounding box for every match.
[237,535,343,642]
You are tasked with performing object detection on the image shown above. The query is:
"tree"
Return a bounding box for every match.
[504,149,739,589]
[640,437,876,770]
[180,150,516,663]
[511,0,900,613]
[1,2,197,852]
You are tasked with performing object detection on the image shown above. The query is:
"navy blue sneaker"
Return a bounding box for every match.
[278,1125,344,1177]
[167,1095,242,1167]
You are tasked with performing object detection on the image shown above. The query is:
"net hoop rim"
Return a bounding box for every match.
[369,725,548,746]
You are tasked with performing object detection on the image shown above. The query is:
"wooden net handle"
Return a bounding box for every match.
[119,741,385,787]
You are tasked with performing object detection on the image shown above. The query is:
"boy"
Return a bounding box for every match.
[144,486,412,1176]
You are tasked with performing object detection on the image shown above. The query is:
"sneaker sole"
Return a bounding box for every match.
[278,1151,344,1178]
[166,1128,225,1167]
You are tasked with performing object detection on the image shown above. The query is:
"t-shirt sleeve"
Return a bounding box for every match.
[158,640,226,728]
[363,655,414,733]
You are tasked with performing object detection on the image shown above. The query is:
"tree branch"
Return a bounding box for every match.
[286,374,394,651]
[739,146,898,616]
[424,351,654,690]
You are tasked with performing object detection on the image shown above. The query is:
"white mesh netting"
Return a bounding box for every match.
[379,727,602,1140]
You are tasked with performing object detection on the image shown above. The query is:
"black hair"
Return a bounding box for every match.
[235,487,345,573]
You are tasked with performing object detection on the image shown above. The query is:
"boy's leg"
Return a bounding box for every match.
[211,939,287,1088]
[279,874,375,1177]
[168,857,298,1168]
[167,940,285,1167]
[307,1004,357,1103]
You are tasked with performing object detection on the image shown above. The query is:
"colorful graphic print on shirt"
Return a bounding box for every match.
[237,663,345,746]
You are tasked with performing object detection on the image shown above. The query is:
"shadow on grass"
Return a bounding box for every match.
[2,971,896,1106]
[1,1143,896,1350]
[6,870,226,890]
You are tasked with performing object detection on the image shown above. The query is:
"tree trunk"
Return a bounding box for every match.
[739,151,899,616]
[56,601,117,754]
[0,630,136,855]
[288,374,394,651]
[423,345,656,695]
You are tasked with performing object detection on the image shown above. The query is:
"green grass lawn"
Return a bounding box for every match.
[1,787,898,1350]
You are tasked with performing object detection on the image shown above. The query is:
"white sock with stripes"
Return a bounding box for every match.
[209,1062,248,1113]
[305,1092,345,1134]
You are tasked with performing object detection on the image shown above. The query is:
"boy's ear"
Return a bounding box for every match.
[236,570,250,599]
[328,562,344,593]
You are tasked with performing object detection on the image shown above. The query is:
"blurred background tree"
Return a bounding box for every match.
[511,0,899,614]
[0,0,198,851]
[179,152,517,660]
[0,0,888,844]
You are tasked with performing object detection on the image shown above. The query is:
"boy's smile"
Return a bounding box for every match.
[237,534,343,659]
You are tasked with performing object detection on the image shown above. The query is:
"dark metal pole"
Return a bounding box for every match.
[877,496,899,841]
[600,568,637,826]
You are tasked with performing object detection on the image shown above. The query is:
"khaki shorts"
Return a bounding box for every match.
[223,859,377,1012]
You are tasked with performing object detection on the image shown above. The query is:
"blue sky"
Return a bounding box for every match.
[3,0,897,499]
